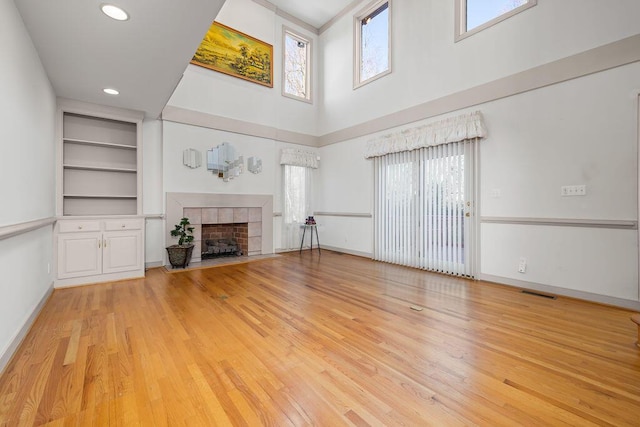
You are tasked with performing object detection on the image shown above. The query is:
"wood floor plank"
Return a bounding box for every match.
[1,251,640,425]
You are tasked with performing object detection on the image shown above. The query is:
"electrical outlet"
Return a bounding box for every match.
[561,185,587,197]
[518,257,527,273]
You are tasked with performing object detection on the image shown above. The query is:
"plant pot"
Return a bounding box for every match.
[166,244,195,268]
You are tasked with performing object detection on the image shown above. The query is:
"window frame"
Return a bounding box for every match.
[455,0,537,42]
[353,0,392,89]
[282,26,312,104]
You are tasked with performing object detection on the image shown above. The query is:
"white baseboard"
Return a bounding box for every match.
[276,246,372,258]
[145,261,164,269]
[479,273,640,310]
[54,269,145,289]
[0,282,54,375]
[317,245,373,259]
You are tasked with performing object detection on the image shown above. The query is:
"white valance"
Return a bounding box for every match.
[280,148,319,169]
[364,111,487,158]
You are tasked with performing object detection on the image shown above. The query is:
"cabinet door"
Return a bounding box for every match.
[57,232,102,279]
[102,230,142,274]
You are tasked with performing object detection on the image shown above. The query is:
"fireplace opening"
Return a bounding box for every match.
[203,238,242,258]
[201,223,248,259]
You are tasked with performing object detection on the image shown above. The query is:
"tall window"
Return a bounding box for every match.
[456,0,537,41]
[281,148,318,250]
[354,0,391,88]
[283,28,311,102]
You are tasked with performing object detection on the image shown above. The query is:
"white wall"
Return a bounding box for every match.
[478,63,639,302]
[0,0,56,369]
[313,0,640,306]
[162,120,317,251]
[167,0,319,136]
[316,138,373,255]
[319,0,640,134]
[142,119,165,266]
[161,0,322,253]
[316,61,640,304]
[158,0,640,305]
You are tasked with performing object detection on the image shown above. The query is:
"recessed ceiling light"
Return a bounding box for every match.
[101,4,129,21]
[103,88,120,95]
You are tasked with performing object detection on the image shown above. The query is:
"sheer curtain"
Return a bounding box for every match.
[280,148,318,250]
[282,165,313,249]
[368,112,485,277]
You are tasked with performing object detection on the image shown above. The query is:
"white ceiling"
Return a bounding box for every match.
[268,0,355,29]
[13,0,354,118]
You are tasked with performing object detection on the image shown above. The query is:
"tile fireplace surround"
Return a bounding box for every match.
[166,193,273,264]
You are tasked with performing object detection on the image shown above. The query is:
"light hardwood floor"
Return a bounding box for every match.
[1,251,639,426]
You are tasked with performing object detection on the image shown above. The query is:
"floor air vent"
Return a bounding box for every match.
[521,290,557,300]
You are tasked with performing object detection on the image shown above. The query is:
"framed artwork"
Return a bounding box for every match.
[191,21,273,88]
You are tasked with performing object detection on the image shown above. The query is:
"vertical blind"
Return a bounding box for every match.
[373,140,477,277]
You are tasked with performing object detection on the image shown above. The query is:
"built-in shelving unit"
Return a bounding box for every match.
[55,99,145,288]
[58,102,142,216]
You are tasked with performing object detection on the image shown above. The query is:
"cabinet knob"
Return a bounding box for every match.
[122,224,126,228]
[78,226,83,230]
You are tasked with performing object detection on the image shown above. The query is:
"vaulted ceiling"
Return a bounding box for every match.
[13,0,355,118]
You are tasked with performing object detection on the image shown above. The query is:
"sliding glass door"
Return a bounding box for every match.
[374,140,477,277]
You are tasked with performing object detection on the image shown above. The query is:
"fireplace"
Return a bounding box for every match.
[165,193,273,264]
[201,223,248,258]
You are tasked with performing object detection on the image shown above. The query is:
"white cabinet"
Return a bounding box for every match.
[103,230,142,274]
[55,218,144,287]
[54,99,146,288]
[57,232,102,279]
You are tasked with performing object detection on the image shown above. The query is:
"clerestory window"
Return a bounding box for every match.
[354,0,391,88]
[456,0,537,41]
[283,27,312,103]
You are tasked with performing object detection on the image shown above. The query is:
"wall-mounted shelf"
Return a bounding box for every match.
[63,138,137,150]
[63,194,138,199]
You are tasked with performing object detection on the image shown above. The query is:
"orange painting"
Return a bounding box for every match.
[191,22,273,88]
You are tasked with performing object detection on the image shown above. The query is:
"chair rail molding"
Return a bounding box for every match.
[0,217,56,241]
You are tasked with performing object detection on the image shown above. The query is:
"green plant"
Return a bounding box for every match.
[171,217,195,246]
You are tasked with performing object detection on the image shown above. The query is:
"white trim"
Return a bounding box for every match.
[320,0,365,34]
[314,212,372,218]
[0,283,54,375]
[161,106,318,147]
[144,214,165,219]
[455,0,537,42]
[480,217,638,230]
[145,261,164,269]
[276,8,319,35]
[55,272,145,289]
[320,33,640,146]
[316,245,373,259]
[163,35,640,149]
[353,0,392,89]
[479,274,640,311]
[0,217,56,241]
[250,0,276,12]
[282,26,313,104]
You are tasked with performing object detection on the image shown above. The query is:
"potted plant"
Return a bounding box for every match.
[166,217,195,268]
